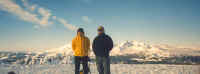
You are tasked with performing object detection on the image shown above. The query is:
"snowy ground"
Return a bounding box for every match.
[0,64,199,74]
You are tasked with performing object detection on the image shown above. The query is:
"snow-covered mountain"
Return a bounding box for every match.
[0,40,200,65]
[111,41,170,59]
[37,43,74,57]
[34,40,171,62]
[33,40,200,58]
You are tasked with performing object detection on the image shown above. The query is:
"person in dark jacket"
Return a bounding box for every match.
[92,26,113,74]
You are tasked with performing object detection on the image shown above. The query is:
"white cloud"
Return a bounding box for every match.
[38,8,52,27]
[57,18,78,31]
[0,0,51,28]
[82,16,92,24]
[0,0,77,31]
[22,0,52,26]
[22,0,36,11]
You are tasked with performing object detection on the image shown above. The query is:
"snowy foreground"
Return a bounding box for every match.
[0,64,199,74]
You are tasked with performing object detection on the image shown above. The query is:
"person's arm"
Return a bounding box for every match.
[92,37,97,55]
[86,38,91,56]
[72,38,76,52]
[107,36,113,51]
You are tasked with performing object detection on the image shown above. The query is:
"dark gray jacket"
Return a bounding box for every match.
[92,33,113,57]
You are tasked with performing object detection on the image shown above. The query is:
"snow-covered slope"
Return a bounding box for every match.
[111,41,170,58]
[33,40,171,62]
[34,40,200,58]
[0,40,200,65]
[37,43,73,57]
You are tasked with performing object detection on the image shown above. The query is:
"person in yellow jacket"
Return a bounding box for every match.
[72,28,90,74]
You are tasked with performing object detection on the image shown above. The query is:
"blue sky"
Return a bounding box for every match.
[0,0,200,49]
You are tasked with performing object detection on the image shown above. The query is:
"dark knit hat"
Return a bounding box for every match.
[77,28,84,33]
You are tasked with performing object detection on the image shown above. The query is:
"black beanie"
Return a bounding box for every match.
[77,28,84,33]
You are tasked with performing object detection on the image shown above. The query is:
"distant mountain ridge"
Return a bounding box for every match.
[0,40,200,65]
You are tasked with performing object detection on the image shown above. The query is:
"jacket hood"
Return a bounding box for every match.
[77,32,85,37]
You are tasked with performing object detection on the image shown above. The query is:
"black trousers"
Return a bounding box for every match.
[75,56,89,74]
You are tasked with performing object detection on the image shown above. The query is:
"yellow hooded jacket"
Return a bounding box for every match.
[72,33,90,56]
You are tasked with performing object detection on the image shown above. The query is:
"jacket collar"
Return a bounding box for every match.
[98,33,106,36]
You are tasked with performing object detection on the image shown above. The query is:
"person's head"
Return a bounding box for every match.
[97,26,105,35]
[77,28,84,36]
